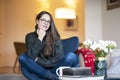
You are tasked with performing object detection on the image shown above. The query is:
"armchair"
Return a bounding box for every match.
[19,36,79,80]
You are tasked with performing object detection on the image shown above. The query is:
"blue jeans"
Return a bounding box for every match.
[19,52,80,80]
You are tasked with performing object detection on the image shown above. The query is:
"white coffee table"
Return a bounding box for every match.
[59,76,104,80]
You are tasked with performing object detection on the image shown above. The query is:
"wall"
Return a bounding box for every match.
[102,0,120,48]
[0,0,6,66]
[85,0,120,48]
[0,0,85,67]
[85,0,102,40]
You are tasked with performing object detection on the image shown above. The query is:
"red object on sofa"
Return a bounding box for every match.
[76,48,96,75]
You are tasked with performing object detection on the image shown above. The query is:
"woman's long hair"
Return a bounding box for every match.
[36,11,60,58]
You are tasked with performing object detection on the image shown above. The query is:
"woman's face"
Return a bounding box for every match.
[36,14,51,31]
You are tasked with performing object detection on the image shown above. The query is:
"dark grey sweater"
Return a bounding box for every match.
[25,31,64,68]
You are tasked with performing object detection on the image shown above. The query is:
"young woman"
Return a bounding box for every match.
[19,11,80,80]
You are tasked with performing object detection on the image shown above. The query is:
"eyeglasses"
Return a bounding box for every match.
[40,19,51,24]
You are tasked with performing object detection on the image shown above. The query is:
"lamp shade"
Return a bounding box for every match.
[55,8,76,19]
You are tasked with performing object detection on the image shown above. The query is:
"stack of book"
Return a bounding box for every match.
[62,67,92,76]
[59,67,104,80]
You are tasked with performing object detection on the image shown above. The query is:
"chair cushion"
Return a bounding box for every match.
[62,36,79,53]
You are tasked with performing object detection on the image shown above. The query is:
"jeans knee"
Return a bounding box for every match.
[66,52,77,60]
[65,52,76,63]
[19,53,27,63]
[65,52,80,66]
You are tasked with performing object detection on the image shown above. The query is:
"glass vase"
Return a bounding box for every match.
[94,57,107,77]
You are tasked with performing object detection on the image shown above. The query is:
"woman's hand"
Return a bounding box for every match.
[37,28,46,41]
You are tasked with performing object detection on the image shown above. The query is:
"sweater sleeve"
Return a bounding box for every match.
[25,33,45,60]
[52,39,64,60]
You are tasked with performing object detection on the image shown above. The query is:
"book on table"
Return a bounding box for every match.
[62,67,92,76]
[59,67,104,80]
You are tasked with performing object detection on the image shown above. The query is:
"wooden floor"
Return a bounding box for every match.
[0,67,20,74]
[0,67,28,80]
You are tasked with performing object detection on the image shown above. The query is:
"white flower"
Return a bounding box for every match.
[106,41,117,49]
[83,40,94,48]
[90,42,99,50]
[82,39,117,56]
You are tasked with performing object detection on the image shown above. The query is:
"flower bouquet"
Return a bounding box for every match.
[82,40,117,60]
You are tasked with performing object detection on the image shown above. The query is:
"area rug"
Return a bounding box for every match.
[0,74,27,80]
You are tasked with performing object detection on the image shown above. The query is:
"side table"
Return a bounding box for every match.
[59,76,104,80]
